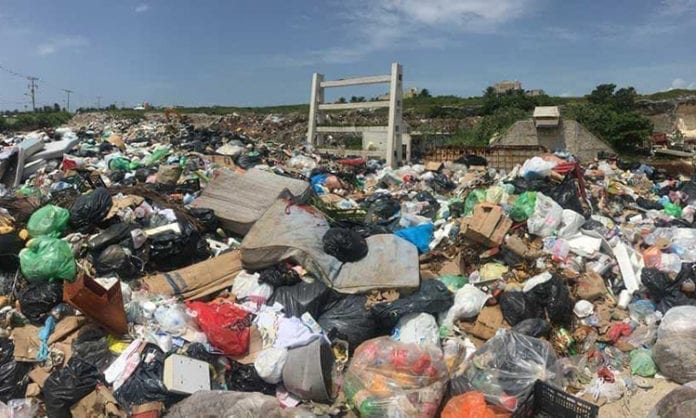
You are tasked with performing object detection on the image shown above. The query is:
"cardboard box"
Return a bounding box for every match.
[424,161,444,171]
[460,203,513,248]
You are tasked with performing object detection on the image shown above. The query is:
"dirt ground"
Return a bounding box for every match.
[599,378,680,417]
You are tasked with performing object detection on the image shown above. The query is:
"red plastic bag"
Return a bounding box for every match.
[442,392,499,418]
[187,301,250,356]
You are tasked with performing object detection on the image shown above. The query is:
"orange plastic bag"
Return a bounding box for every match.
[442,392,497,418]
[187,301,250,355]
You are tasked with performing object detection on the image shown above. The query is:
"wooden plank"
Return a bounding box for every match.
[320,75,391,88]
[318,100,390,111]
[316,126,388,133]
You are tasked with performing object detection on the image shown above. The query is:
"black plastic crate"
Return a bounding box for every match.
[512,380,599,418]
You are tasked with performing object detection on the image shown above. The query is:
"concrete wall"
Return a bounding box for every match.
[495,119,614,162]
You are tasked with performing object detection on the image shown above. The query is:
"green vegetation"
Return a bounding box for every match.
[640,89,696,101]
[565,84,653,152]
[0,111,72,132]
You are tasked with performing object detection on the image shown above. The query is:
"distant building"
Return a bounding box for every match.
[404,88,420,99]
[493,80,522,94]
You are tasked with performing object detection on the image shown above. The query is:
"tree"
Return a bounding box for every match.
[419,88,431,98]
[337,97,347,103]
[587,84,616,106]
[53,103,60,112]
[613,87,637,112]
[350,96,358,103]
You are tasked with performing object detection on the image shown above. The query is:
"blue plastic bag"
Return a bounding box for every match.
[395,223,434,253]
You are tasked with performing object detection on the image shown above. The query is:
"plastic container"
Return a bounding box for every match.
[512,380,598,418]
[282,338,334,403]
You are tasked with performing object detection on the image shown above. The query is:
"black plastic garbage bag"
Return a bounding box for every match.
[456,154,488,167]
[267,280,336,318]
[505,177,552,195]
[371,279,453,329]
[94,244,141,279]
[322,228,368,263]
[318,295,378,350]
[642,267,696,313]
[257,264,301,288]
[548,176,584,215]
[69,188,113,231]
[499,291,544,326]
[364,195,400,227]
[72,327,112,372]
[226,360,276,395]
[87,223,133,252]
[115,345,179,410]
[414,191,441,218]
[526,276,573,326]
[0,338,31,403]
[149,220,208,271]
[18,281,63,324]
[187,207,219,233]
[512,318,552,338]
[429,173,456,193]
[236,152,261,170]
[0,233,23,272]
[679,180,696,205]
[636,197,664,211]
[44,357,102,418]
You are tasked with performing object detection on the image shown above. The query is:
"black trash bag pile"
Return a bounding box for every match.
[69,188,113,231]
[499,291,545,326]
[236,152,262,170]
[115,345,180,410]
[322,228,368,263]
[363,194,400,228]
[187,207,219,233]
[225,360,276,395]
[257,264,301,288]
[371,279,453,329]
[18,281,63,324]
[318,295,378,350]
[72,327,112,372]
[641,267,696,313]
[429,173,456,193]
[679,180,696,205]
[525,275,573,326]
[635,197,664,211]
[94,244,142,279]
[0,232,23,272]
[149,220,208,271]
[267,280,337,318]
[43,357,102,418]
[0,338,31,403]
[456,154,488,167]
[87,223,134,252]
[512,318,552,338]
[548,176,585,215]
[505,177,552,195]
[414,191,440,218]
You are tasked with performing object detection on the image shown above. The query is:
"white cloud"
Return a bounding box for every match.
[277,0,536,66]
[36,36,89,56]
[661,0,696,15]
[135,3,151,13]
[670,78,696,89]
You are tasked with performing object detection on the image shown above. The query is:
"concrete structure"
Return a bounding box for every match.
[493,80,522,94]
[533,106,560,128]
[306,63,406,167]
[525,89,546,97]
[493,106,614,161]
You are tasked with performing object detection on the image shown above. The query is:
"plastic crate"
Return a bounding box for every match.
[512,380,598,418]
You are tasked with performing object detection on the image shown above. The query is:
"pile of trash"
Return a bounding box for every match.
[1,115,696,417]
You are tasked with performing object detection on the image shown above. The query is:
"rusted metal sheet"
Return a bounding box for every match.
[424,145,547,171]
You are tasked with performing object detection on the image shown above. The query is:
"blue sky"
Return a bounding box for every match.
[0,0,695,110]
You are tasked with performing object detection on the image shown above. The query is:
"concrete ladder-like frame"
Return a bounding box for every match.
[306,62,405,168]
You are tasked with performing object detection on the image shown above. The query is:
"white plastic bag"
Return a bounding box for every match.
[395,313,440,347]
[657,306,696,339]
[558,209,585,238]
[520,157,557,179]
[232,271,274,301]
[442,284,489,327]
[527,193,563,237]
[254,347,289,384]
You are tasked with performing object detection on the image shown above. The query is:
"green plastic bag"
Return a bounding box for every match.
[19,237,76,283]
[463,189,486,216]
[663,202,682,218]
[509,191,537,222]
[438,275,469,293]
[142,147,171,166]
[27,205,70,238]
[630,348,656,377]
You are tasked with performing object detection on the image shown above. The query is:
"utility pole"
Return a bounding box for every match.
[27,77,38,112]
[96,96,102,109]
[62,89,72,112]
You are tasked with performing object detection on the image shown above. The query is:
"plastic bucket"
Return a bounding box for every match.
[282,338,334,402]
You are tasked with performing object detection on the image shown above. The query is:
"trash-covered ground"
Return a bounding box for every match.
[1,113,696,417]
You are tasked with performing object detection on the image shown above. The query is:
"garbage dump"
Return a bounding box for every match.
[2,112,696,417]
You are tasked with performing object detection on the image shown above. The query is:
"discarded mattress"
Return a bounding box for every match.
[191,168,310,235]
[241,199,419,293]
